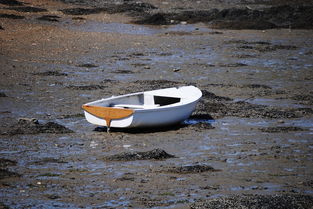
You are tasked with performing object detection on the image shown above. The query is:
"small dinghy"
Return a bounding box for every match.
[82,86,202,131]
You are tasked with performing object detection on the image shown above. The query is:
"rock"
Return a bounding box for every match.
[104,148,175,161]
[18,118,39,124]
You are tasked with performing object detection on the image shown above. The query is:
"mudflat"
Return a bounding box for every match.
[1,0,313,208]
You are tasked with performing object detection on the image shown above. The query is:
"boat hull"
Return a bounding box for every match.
[83,100,198,128]
[83,86,202,128]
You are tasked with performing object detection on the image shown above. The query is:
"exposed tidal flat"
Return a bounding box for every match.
[0,0,313,208]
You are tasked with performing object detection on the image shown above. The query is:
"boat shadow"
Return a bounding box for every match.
[93,114,215,134]
[94,123,188,134]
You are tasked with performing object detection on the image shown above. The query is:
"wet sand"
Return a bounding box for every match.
[1,0,313,208]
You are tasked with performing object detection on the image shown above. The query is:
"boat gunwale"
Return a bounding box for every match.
[83,86,202,112]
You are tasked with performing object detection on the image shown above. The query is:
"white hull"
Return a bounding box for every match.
[83,86,202,128]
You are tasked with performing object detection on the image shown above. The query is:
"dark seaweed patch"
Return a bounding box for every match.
[292,95,313,105]
[104,149,175,161]
[7,6,47,13]
[208,31,223,35]
[208,19,276,30]
[190,194,313,209]
[0,168,21,179]
[0,158,17,168]
[78,63,98,68]
[208,63,248,67]
[238,44,298,52]
[34,71,68,76]
[201,90,232,102]
[72,16,85,20]
[0,0,24,6]
[60,1,156,15]
[1,118,73,135]
[57,113,84,119]
[0,92,7,97]
[259,126,307,133]
[134,13,168,25]
[67,84,107,90]
[188,122,215,131]
[130,80,185,92]
[165,164,220,174]
[113,70,134,74]
[134,5,313,29]
[0,13,25,19]
[46,194,61,200]
[60,2,156,16]
[232,54,258,58]
[60,8,105,15]
[244,84,272,89]
[195,99,311,119]
[37,15,60,22]
[31,158,67,165]
[226,40,271,45]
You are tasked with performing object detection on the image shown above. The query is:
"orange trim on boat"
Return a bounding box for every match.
[82,105,134,129]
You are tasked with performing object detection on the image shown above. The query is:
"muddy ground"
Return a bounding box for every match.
[1,0,313,208]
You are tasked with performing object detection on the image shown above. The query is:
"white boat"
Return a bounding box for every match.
[82,86,202,130]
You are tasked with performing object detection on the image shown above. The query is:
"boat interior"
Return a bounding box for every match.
[102,93,181,109]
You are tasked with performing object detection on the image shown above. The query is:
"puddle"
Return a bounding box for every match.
[67,21,212,35]
[184,118,215,125]
[288,139,308,143]
[95,197,130,208]
[230,183,282,192]
[1,197,78,209]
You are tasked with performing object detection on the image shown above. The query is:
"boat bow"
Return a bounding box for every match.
[82,105,134,130]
